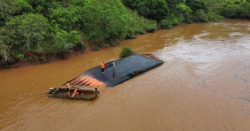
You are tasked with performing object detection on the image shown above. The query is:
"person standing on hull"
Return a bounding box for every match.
[101,61,105,74]
[112,61,117,78]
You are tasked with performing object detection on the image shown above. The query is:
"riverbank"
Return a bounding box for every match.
[0,50,86,69]
[0,25,160,70]
[1,19,249,70]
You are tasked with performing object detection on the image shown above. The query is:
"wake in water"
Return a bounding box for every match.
[156,30,250,100]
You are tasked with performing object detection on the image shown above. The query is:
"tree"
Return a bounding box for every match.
[49,5,82,31]
[1,14,53,55]
[51,28,82,53]
[186,0,208,12]
[123,0,169,21]
[0,0,33,26]
[0,41,11,65]
[81,0,156,46]
[220,0,250,19]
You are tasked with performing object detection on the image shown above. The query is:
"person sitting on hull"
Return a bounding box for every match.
[66,81,79,97]
[66,81,71,96]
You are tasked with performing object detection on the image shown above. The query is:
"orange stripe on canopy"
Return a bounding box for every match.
[64,76,106,88]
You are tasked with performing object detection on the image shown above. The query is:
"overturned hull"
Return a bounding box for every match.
[66,54,164,87]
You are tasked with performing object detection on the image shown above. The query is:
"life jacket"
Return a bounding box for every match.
[101,63,105,69]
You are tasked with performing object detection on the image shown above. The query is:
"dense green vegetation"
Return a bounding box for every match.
[220,0,250,19]
[0,0,249,67]
[0,0,156,67]
[120,47,135,58]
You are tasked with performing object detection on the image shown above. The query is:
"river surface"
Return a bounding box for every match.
[0,20,250,131]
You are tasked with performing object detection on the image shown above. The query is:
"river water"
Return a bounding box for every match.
[0,20,250,131]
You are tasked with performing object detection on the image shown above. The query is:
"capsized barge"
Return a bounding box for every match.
[65,54,164,88]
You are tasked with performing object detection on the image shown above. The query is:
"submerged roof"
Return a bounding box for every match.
[68,54,164,87]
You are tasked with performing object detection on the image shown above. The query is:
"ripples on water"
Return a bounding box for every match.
[0,20,250,131]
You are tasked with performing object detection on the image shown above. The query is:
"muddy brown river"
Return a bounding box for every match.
[0,20,250,131]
